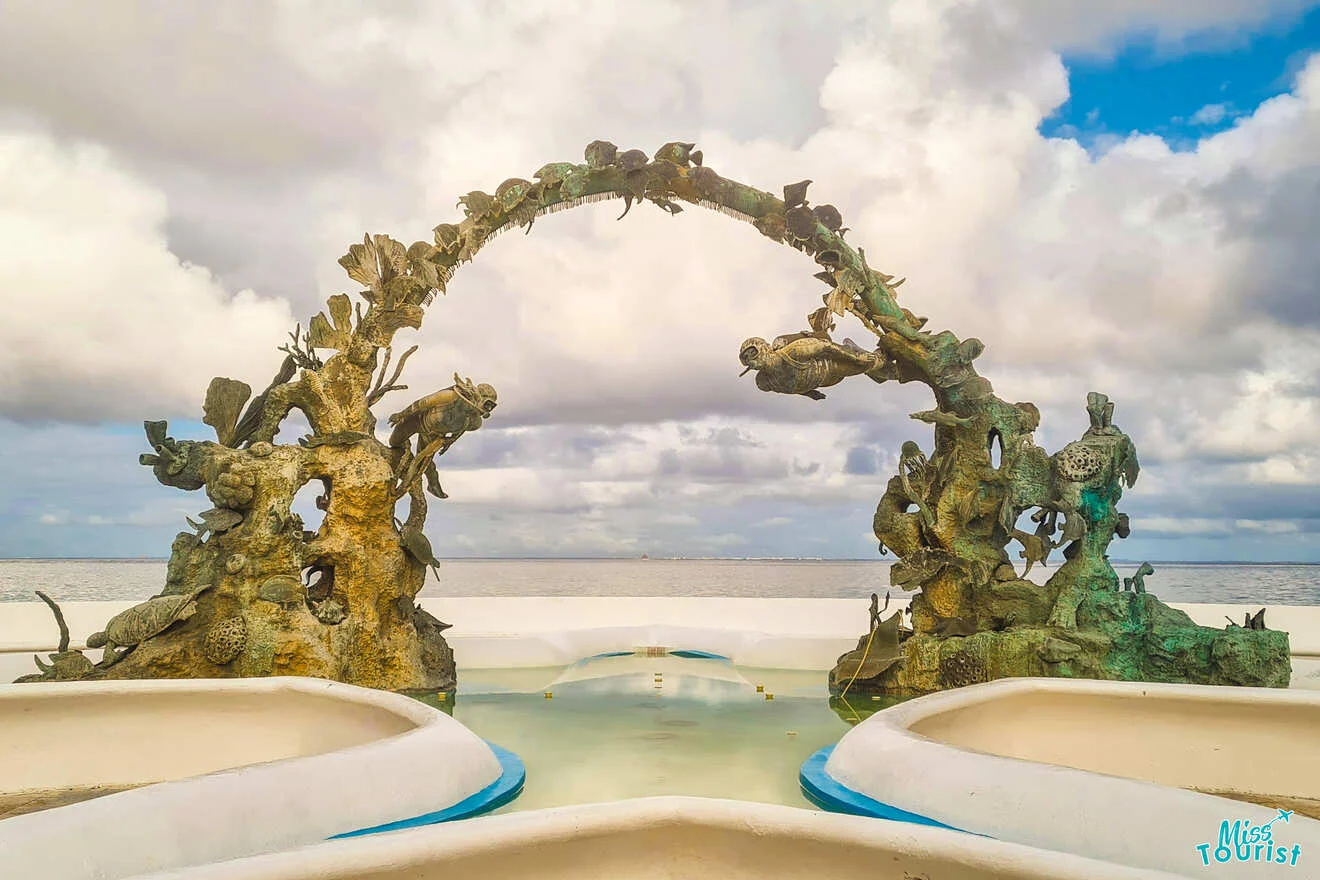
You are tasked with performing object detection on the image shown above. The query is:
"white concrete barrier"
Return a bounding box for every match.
[0,677,504,880]
[429,597,868,669]
[4,597,1316,676]
[0,597,873,674]
[825,678,1320,878]
[130,796,1182,880]
[0,599,138,652]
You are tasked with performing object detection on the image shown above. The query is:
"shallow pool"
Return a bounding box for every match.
[438,656,879,811]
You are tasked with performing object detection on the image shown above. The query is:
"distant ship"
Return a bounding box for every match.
[641,553,649,560]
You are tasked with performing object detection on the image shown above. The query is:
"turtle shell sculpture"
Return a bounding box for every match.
[256,574,306,610]
[87,585,212,668]
[22,650,94,682]
[397,519,442,581]
[13,592,95,683]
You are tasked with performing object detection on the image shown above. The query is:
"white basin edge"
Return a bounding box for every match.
[825,678,1320,878]
[0,677,503,880]
[128,796,1184,880]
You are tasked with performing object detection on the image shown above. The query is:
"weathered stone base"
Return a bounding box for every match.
[831,590,1291,697]
[82,602,456,694]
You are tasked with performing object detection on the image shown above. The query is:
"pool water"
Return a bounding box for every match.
[441,656,867,812]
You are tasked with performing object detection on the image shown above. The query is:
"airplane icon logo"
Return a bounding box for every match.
[1263,809,1293,829]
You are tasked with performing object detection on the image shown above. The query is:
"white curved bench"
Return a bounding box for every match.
[0,677,510,880]
[131,796,1181,880]
[824,678,1320,878]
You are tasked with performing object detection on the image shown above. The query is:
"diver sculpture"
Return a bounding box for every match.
[388,375,497,500]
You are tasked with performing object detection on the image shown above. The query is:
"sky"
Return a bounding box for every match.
[0,0,1318,562]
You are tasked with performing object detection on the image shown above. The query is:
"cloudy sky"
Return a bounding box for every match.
[1,0,1318,561]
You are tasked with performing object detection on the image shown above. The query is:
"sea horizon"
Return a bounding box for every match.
[5,558,1318,605]
[2,556,1317,565]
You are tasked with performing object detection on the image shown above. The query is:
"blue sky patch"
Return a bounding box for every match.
[1041,7,1320,150]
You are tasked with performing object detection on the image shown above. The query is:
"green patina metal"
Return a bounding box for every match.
[425,139,1291,696]
[16,138,1290,696]
[1078,487,1111,525]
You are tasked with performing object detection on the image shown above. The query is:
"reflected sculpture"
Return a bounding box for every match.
[18,137,1291,695]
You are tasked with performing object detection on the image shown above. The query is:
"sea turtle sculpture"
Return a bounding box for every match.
[396,518,442,581]
[185,507,244,539]
[256,575,306,610]
[13,592,94,683]
[87,585,212,668]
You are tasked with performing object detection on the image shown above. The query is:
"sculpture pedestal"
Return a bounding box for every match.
[83,605,456,694]
[831,591,1291,697]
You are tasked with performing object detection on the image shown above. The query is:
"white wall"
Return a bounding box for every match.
[1,598,1317,679]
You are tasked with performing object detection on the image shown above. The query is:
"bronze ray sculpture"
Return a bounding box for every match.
[19,138,1289,695]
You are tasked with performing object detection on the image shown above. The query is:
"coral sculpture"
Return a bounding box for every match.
[20,240,498,690]
[19,138,1290,696]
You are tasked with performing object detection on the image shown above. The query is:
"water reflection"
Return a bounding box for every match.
[828,692,915,726]
[402,688,456,716]
[407,656,855,811]
[546,655,759,703]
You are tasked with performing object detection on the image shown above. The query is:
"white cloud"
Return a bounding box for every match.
[430,419,886,517]
[0,0,1317,560]
[1136,516,1314,538]
[1140,517,1235,536]
[1235,519,1301,533]
[1190,102,1231,125]
[0,134,296,420]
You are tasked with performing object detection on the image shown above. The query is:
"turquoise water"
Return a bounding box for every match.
[3,558,1319,605]
[444,657,857,811]
[436,652,1319,812]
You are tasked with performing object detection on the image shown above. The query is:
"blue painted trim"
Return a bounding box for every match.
[799,745,971,833]
[331,742,525,839]
[576,649,731,664]
[668,649,729,660]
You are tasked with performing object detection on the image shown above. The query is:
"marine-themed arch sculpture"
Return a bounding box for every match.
[19,139,1290,695]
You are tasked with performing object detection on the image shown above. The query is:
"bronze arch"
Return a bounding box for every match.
[19,139,1290,697]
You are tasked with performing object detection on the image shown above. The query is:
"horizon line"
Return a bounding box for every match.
[1,556,1316,565]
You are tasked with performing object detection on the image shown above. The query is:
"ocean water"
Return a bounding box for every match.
[1,558,1317,605]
